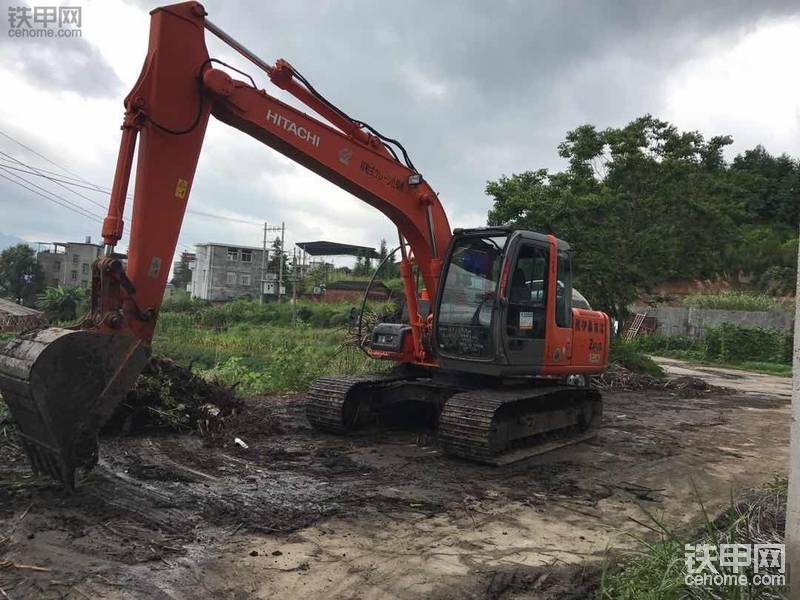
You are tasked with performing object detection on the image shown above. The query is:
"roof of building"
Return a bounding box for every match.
[296,241,380,259]
[0,298,42,317]
[197,242,264,251]
[326,280,389,292]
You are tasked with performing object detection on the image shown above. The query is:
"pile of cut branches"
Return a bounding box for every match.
[595,364,664,391]
[595,364,723,396]
[104,356,243,436]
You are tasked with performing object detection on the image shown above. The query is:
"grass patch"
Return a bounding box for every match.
[153,320,386,395]
[610,340,665,377]
[159,296,397,330]
[630,326,792,377]
[153,298,394,394]
[600,478,788,599]
[653,353,792,378]
[722,361,792,377]
[682,291,783,312]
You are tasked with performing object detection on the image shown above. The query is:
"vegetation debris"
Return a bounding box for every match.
[104,356,243,436]
[596,364,724,396]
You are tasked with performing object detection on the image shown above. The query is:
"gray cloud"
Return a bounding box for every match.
[3,0,799,253]
[0,36,122,98]
[196,0,799,218]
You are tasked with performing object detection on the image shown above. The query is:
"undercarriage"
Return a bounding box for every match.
[306,369,602,465]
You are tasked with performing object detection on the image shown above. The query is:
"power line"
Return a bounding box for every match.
[0,153,261,226]
[0,151,109,212]
[0,161,112,194]
[0,166,104,221]
[0,166,200,257]
[0,170,103,223]
[0,129,244,253]
[0,128,96,186]
[0,158,93,186]
[0,166,136,249]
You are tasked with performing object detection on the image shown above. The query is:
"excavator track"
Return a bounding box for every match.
[306,372,411,433]
[438,386,601,465]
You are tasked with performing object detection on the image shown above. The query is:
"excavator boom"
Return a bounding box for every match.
[0,1,451,486]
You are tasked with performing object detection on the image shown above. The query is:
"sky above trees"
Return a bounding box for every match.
[0,0,798,259]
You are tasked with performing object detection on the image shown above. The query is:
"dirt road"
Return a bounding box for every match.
[0,366,790,599]
[654,356,792,398]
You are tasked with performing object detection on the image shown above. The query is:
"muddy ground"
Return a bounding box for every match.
[0,361,791,599]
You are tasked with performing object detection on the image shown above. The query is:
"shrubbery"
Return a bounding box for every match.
[159,297,396,330]
[705,323,792,364]
[609,340,665,377]
[682,291,781,312]
[630,323,793,367]
[37,286,88,323]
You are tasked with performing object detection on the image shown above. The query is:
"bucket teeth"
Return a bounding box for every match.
[17,438,74,487]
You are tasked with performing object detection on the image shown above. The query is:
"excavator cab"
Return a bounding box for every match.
[434,227,587,377]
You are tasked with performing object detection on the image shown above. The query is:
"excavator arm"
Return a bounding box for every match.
[104,1,450,354]
[0,1,451,486]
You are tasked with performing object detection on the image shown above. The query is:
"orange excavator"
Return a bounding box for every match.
[0,2,610,487]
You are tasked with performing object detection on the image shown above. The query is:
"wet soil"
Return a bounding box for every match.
[0,364,790,599]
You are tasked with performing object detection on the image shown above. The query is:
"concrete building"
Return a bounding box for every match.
[189,243,281,301]
[36,237,103,289]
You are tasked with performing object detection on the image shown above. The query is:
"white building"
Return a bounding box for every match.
[189,242,284,301]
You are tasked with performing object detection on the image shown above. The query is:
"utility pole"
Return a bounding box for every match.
[260,222,267,304]
[291,248,298,324]
[278,221,285,301]
[785,226,800,591]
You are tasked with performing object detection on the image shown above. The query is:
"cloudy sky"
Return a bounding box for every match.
[1,0,798,262]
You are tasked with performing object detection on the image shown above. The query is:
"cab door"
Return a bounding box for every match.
[501,238,549,368]
[545,246,574,368]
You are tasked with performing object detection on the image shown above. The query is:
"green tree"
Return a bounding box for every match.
[267,237,289,276]
[729,145,800,226]
[170,251,193,290]
[37,285,87,322]
[486,115,764,322]
[0,243,44,305]
[352,252,373,277]
[377,238,398,279]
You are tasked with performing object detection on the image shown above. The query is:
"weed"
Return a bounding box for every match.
[600,479,788,599]
[682,292,782,312]
[610,340,665,377]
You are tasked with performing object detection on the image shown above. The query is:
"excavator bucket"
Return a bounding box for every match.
[0,327,149,488]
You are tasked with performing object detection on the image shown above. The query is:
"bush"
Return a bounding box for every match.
[159,298,368,329]
[610,340,665,377]
[682,291,780,312]
[705,323,791,364]
[631,323,793,367]
[160,291,202,313]
[759,265,797,296]
[628,334,696,354]
[37,286,88,323]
